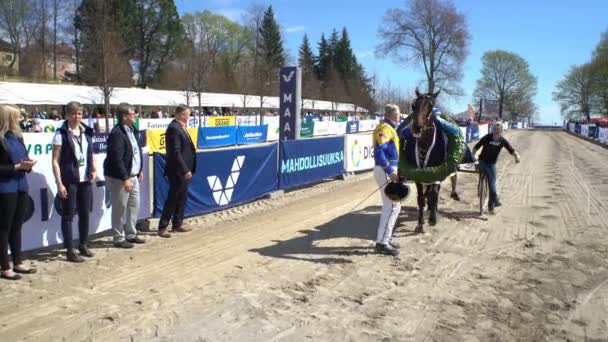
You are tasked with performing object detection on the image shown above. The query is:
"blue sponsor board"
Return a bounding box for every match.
[198,126,237,148]
[237,125,268,145]
[279,136,344,189]
[346,121,359,134]
[153,144,278,217]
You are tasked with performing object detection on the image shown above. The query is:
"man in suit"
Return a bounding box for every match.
[157,105,196,238]
[104,103,146,248]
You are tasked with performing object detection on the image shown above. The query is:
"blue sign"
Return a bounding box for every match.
[279,66,301,140]
[346,121,359,134]
[153,144,278,217]
[198,126,237,148]
[470,125,480,141]
[237,125,268,145]
[279,136,344,189]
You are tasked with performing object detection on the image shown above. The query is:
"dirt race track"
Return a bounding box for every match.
[2,130,608,342]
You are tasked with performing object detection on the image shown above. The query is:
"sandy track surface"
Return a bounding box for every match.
[1,130,608,342]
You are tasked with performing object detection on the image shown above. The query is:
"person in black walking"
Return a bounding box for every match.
[157,105,197,238]
[51,101,98,262]
[0,105,37,280]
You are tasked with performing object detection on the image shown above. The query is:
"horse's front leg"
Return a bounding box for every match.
[415,183,425,234]
[428,183,440,226]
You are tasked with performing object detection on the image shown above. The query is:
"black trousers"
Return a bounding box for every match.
[61,182,92,251]
[159,175,190,228]
[0,192,28,271]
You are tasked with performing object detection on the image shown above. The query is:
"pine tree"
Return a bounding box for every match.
[315,34,331,81]
[298,34,315,74]
[259,5,284,69]
[334,27,355,79]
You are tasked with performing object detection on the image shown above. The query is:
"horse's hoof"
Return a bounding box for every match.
[429,218,437,226]
[414,225,424,234]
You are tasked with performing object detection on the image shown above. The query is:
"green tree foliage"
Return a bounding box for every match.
[553,63,595,121]
[473,50,537,119]
[114,0,183,87]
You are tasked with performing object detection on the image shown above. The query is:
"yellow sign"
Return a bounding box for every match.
[207,116,236,127]
[147,128,199,153]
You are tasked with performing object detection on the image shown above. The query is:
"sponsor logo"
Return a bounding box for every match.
[281,152,343,174]
[207,156,245,205]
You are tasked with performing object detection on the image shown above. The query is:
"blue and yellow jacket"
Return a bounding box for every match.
[373,119,400,174]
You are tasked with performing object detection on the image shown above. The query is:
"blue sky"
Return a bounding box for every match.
[175,0,608,124]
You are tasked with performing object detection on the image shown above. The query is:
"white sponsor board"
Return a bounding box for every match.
[358,120,379,132]
[21,133,150,252]
[329,121,347,135]
[313,121,331,136]
[237,116,259,126]
[344,133,375,172]
[581,124,589,138]
[599,127,608,144]
[479,124,489,137]
[459,127,467,139]
[569,123,575,132]
[264,116,280,141]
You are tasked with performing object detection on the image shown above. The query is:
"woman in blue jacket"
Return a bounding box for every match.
[0,105,37,280]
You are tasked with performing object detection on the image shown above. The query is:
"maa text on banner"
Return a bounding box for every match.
[153,143,278,217]
[279,136,345,189]
[344,133,375,172]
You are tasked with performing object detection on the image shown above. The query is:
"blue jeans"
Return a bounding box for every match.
[478,161,497,209]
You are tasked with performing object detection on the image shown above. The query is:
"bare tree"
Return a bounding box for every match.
[0,0,32,69]
[473,50,537,119]
[77,0,132,129]
[376,0,470,96]
[242,4,267,117]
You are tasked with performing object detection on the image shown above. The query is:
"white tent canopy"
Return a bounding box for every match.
[0,82,368,113]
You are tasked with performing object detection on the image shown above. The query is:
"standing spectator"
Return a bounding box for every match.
[51,101,98,263]
[0,105,37,280]
[31,119,42,133]
[157,105,196,238]
[104,103,145,248]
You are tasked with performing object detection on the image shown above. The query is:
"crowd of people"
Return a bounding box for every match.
[0,102,197,280]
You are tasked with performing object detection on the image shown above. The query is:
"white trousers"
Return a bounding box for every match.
[374,166,401,244]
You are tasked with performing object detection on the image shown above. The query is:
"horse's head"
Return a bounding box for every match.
[411,87,441,135]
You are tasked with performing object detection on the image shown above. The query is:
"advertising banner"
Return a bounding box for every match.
[581,124,589,138]
[279,136,344,189]
[479,124,489,138]
[153,144,278,217]
[300,121,314,138]
[207,116,236,127]
[313,121,331,136]
[599,127,608,144]
[236,125,268,145]
[346,121,359,134]
[20,133,150,252]
[237,116,259,126]
[329,121,347,136]
[358,120,378,132]
[147,128,198,153]
[198,126,237,148]
[344,133,375,172]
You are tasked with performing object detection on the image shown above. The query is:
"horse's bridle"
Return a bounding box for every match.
[411,95,436,133]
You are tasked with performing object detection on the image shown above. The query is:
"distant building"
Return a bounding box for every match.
[45,43,76,80]
[0,40,19,73]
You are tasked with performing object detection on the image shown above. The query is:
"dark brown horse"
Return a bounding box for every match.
[410,88,441,234]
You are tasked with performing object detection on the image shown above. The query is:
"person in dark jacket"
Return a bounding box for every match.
[473,123,521,214]
[51,101,98,263]
[157,105,197,238]
[0,105,37,280]
[104,103,145,248]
